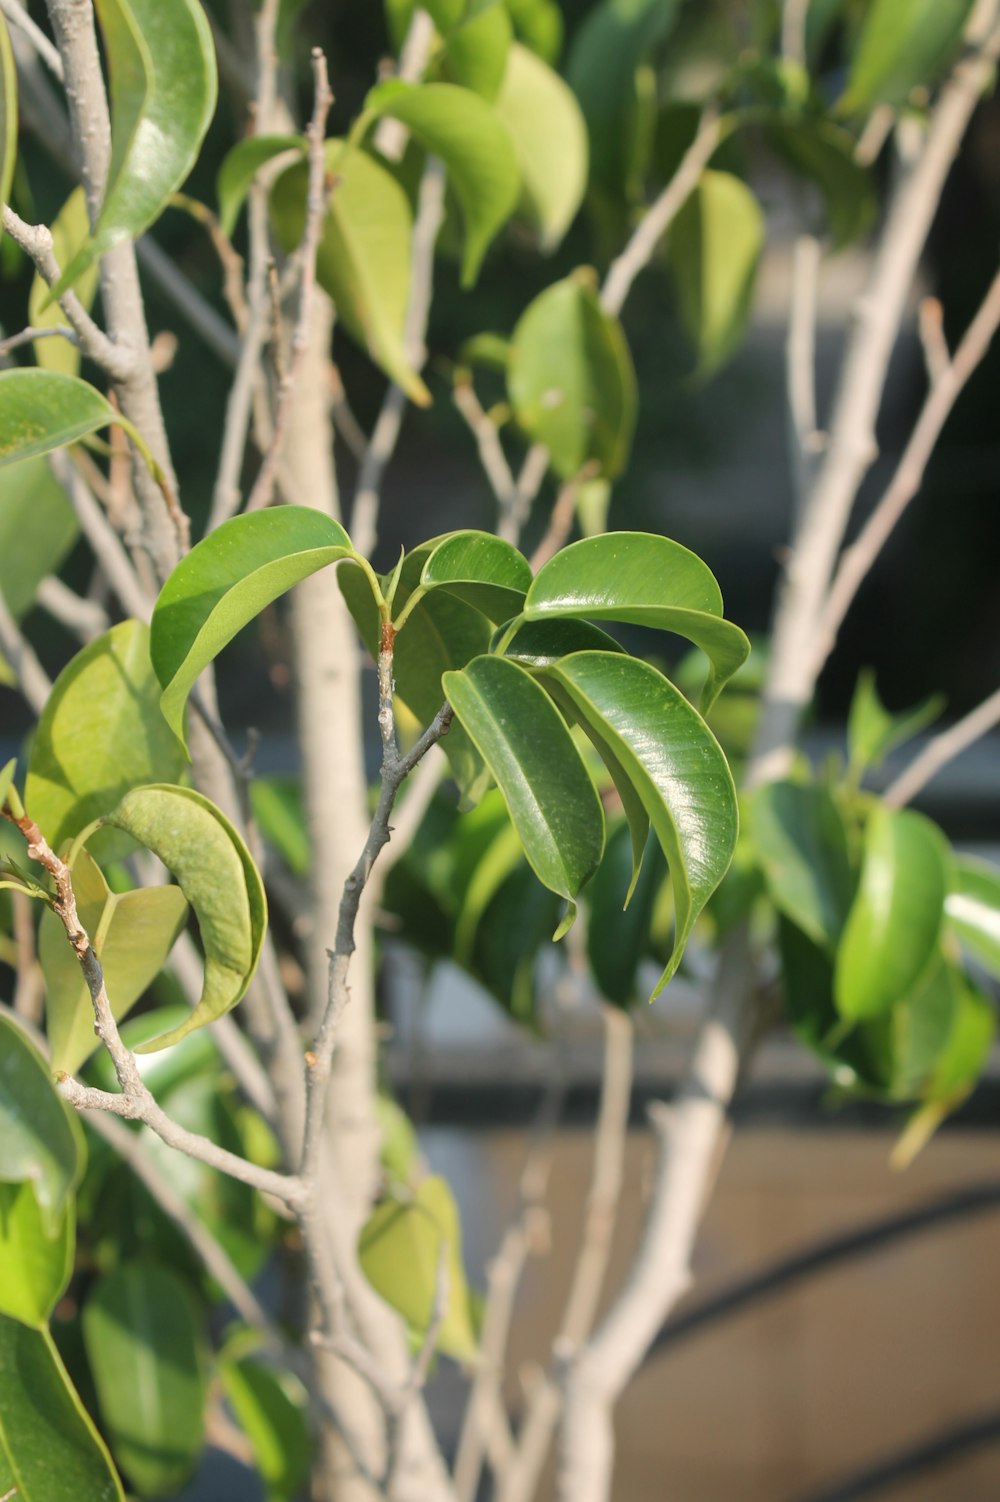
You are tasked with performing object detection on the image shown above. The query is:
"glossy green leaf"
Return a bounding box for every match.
[587,822,666,1005]
[362,81,519,284]
[0,1315,124,1502]
[492,616,625,667]
[668,170,764,376]
[270,140,429,403]
[26,619,186,850]
[0,1184,74,1328]
[219,1359,311,1502]
[766,120,875,249]
[779,917,894,1092]
[524,532,750,709]
[846,668,944,784]
[53,0,217,295]
[359,1175,478,1361]
[0,1014,85,1234]
[545,652,738,992]
[83,1262,205,1497]
[444,1,513,101]
[839,0,975,114]
[0,369,121,468]
[39,848,188,1075]
[420,530,532,619]
[28,190,101,376]
[751,781,854,950]
[494,41,588,249]
[834,806,950,1021]
[0,460,78,639]
[508,274,637,479]
[945,855,1000,976]
[150,508,354,752]
[217,134,305,237]
[0,15,15,233]
[98,784,266,1051]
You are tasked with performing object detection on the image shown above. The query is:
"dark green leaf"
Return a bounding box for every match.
[420,529,531,619]
[217,134,305,237]
[751,780,854,950]
[0,369,120,468]
[29,190,101,376]
[220,1358,311,1502]
[494,41,587,249]
[839,0,975,114]
[468,858,563,1023]
[945,855,1000,976]
[492,616,625,667]
[587,822,666,1005]
[668,169,764,376]
[0,1014,85,1234]
[846,668,945,783]
[766,120,875,248]
[0,1184,74,1328]
[0,15,15,230]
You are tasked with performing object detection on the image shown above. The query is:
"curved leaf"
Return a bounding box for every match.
[839,0,975,115]
[766,120,875,249]
[544,651,738,993]
[0,1014,85,1234]
[83,1262,205,1497]
[668,169,764,377]
[587,822,666,1006]
[525,532,750,708]
[751,781,854,951]
[0,15,16,232]
[53,0,218,295]
[946,855,1000,976]
[0,1184,74,1328]
[834,806,950,1022]
[508,274,637,479]
[847,669,945,784]
[420,529,532,619]
[219,1358,311,1502]
[217,133,305,237]
[99,785,266,1051]
[495,41,588,250]
[150,508,354,752]
[26,619,186,850]
[0,1315,124,1502]
[0,459,78,635]
[893,975,995,1165]
[443,0,513,101]
[0,369,119,469]
[492,616,625,666]
[29,190,101,376]
[362,80,520,285]
[506,0,563,62]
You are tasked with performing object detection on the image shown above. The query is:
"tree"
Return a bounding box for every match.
[0,1,998,1500]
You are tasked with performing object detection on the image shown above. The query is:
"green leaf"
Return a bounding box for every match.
[0,458,78,676]
[219,1359,311,1502]
[587,822,666,1005]
[505,0,563,62]
[150,507,354,752]
[492,616,626,667]
[361,81,520,285]
[0,1014,85,1234]
[839,0,975,115]
[778,917,893,1092]
[39,848,188,1075]
[359,1175,479,1361]
[454,817,524,962]
[543,652,738,993]
[0,757,14,811]
[846,668,944,784]
[887,956,962,1099]
[751,781,854,950]
[766,120,876,249]
[98,784,266,1051]
[0,18,14,241]
[444,1,513,101]
[52,0,218,296]
[0,1314,125,1502]
[508,274,637,479]
[443,655,605,920]
[0,369,121,468]
[834,806,950,1021]
[26,619,186,850]
[420,530,532,619]
[945,855,1000,976]
[668,169,764,377]
[524,532,750,709]
[270,140,430,403]
[29,190,101,376]
[83,1262,205,1497]
[216,134,305,237]
[250,777,310,877]
[893,975,995,1165]
[0,1184,74,1328]
[376,1094,422,1188]
[494,41,587,249]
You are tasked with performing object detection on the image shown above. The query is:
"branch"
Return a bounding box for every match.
[0,322,77,358]
[528,462,600,573]
[34,575,109,641]
[0,0,63,79]
[882,685,1000,808]
[786,235,824,519]
[50,452,153,622]
[452,376,519,516]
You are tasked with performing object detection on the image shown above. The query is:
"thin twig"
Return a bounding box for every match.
[1,0,63,77]
[0,592,52,715]
[373,8,436,160]
[882,685,1000,808]
[528,462,600,573]
[501,443,550,547]
[0,322,77,358]
[34,575,109,640]
[51,452,153,622]
[786,235,824,520]
[453,377,519,515]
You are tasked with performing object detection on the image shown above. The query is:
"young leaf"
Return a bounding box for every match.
[270,141,429,403]
[0,1014,85,1234]
[0,15,15,233]
[150,508,354,752]
[98,785,267,1051]
[668,170,764,376]
[0,1315,125,1502]
[846,668,944,784]
[420,530,532,619]
[361,81,520,285]
[945,855,1000,977]
[524,532,750,709]
[839,0,975,115]
[494,41,588,250]
[28,190,101,376]
[219,1359,311,1502]
[83,1262,205,1497]
[508,274,637,479]
[0,369,121,468]
[834,806,950,1022]
[442,654,605,921]
[0,1185,74,1328]
[443,0,513,101]
[751,781,854,951]
[39,848,188,1076]
[217,133,305,237]
[52,0,218,296]
[26,619,186,850]
[543,651,738,993]
[766,120,875,249]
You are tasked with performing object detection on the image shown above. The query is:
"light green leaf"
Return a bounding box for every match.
[150,508,354,752]
[0,15,15,233]
[524,532,750,709]
[362,81,520,284]
[945,855,1000,976]
[893,975,995,1165]
[0,369,121,468]
[543,651,738,994]
[217,133,305,237]
[28,190,101,375]
[668,169,764,377]
[887,957,962,1100]
[443,654,605,919]
[839,0,975,114]
[846,668,944,784]
[359,1175,479,1361]
[0,1314,125,1502]
[83,1262,205,1497]
[0,1014,85,1235]
[751,781,854,951]
[494,42,587,250]
[508,274,637,479]
[52,0,218,296]
[444,0,513,101]
[766,120,876,249]
[0,1184,74,1328]
[420,530,532,619]
[39,848,188,1075]
[0,757,14,811]
[219,1359,311,1502]
[834,806,950,1021]
[0,459,78,639]
[587,822,666,1006]
[505,0,563,62]
[98,784,267,1051]
[26,619,186,850]
[270,140,429,403]
[376,1094,422,1188]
